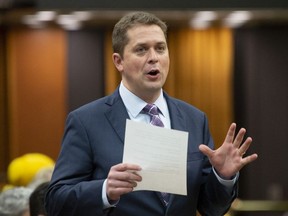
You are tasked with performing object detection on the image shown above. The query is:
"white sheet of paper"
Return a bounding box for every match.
[123,119,188,195]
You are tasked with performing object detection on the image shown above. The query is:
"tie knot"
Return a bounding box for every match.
[142,104,159,116]
[142,104,164,127]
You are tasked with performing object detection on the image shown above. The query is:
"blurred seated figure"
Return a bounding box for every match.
[29,182,49,216]
[4,153,54,190]
[0,186,33,216]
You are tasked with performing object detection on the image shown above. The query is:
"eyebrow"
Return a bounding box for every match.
[135,41,167,47]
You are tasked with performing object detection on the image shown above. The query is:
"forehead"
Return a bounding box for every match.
[126,24,167,45]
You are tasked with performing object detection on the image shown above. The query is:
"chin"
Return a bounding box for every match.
[146,85,163,94]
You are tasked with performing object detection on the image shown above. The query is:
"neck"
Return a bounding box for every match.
[138,90,161,104]
[121,82,162,104]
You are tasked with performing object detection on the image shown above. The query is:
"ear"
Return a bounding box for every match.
[112,53,123,72]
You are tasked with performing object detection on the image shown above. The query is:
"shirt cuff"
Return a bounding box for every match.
[102,179,119,209]
[212,167,239,189]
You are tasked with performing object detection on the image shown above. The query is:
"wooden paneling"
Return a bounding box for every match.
[167,27,233,148]
[7,27,67,160]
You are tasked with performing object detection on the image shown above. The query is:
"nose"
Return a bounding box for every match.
[147,49,159,63]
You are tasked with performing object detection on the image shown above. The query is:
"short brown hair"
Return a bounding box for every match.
[112,11,168,57]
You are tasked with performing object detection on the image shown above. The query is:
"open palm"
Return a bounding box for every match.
[199,123,258,179]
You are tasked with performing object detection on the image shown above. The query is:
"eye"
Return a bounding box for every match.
[135,46,147,55]
[156,45,166,53]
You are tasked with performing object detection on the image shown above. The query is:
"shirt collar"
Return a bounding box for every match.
[119,82,166,118]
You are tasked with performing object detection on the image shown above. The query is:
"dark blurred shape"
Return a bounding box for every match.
[0,0,35,10]
[37,0,288,10]
[29,182,49,216]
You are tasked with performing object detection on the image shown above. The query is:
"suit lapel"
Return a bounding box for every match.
[104,89,130,144]
[164,93,187,132]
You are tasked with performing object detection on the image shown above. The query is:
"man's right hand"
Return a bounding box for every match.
[106,163,142,201]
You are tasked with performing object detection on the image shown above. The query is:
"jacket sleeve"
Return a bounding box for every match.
[197,115,238,215]
[45,112,111,216]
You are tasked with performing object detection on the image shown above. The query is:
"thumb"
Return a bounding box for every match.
[199,144,214,158]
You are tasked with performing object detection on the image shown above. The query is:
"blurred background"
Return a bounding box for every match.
[0,0,287,215]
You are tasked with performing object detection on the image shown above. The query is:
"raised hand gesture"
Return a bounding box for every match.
[199,123,258,179]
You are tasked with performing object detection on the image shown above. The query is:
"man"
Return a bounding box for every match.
[45,11,258,216]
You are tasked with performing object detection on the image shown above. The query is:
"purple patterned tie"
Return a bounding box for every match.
[142,104,170,206]
[142,104,164,127]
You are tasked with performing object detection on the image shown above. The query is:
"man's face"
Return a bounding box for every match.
[113,24,170,101]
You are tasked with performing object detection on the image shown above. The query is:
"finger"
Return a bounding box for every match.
[233,128,246,148]
[199,144,214,158]
[127,172,142,182]
[242,153,258,166]
[111,186,135,194]
[238,137,252,156]
[224,123,237,144]
[107,179,138,189]
[106,175,140,200]
[112,163,142,172]
[109,170,142,182]
[107,182,136,200]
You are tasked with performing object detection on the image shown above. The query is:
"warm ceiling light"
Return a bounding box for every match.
[36,11,56,22]
[72,11,93,21]
[22,15,45,28]
[194,11,218,21]
[57,14,82,30]
[189,11,217,29]
[21,11,56,28]
[189,19,211,29]
[223,11,252,28]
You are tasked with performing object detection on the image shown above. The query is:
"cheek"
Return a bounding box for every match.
[165,58,170,67]
[162,57,170,71]
[124,58,143,72]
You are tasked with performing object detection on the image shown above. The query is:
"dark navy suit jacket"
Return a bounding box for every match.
[45,89,236,216]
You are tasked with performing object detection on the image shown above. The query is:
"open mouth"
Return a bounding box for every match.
[147,69,160,76]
